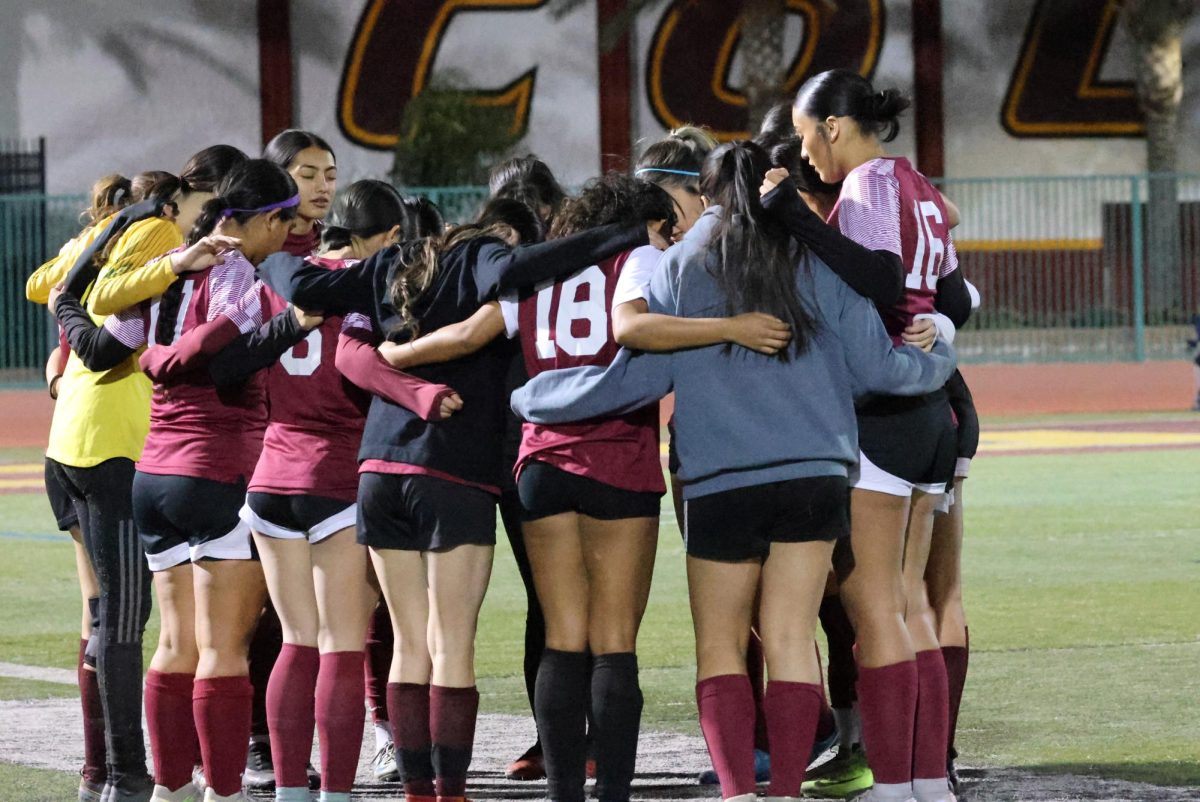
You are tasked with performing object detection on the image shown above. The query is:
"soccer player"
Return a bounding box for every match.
[792,69,972,802]
[54,159,313,802]
[29,173,132,802]
[264,129,338,256]
[253,194,666,802]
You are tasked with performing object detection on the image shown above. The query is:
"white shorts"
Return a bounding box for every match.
[239,500,356,545]
[851,451,947,498]
[145,520,254,572]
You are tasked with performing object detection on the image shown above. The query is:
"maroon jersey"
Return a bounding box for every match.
[503,249,664,495]
[105,251,267,484]
[246,256,371,502]
[828,157,959,345]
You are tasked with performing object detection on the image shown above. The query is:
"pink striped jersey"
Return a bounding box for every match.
[827,156,959,345]
[500,246,665,495]
[241,256,373,502]
[104,250,267,484]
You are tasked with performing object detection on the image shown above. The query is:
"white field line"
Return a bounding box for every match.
[0,661,76,685]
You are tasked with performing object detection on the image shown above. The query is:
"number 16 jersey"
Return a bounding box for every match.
[827,156,959,345]
[501,245,665,495]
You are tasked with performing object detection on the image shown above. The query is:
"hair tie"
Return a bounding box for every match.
[220,193,300,218]
[111,187,127,205]
[635,167,700,178]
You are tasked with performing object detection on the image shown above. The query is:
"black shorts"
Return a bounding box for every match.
[683,475,849,562]
[516,460,662,522]
[357,471,496,552]
[133,472,252,571]
[667,416,681,475]
[44,458,79,532]
[855,391,957,495]
[242,492,356,544]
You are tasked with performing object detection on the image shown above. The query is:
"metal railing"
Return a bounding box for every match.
[936,173,1200,363]
[3,175,1198,384]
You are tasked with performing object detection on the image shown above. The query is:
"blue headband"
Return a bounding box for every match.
[635,167,700,178]
[219,193,301,218]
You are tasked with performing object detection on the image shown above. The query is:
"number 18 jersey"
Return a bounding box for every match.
[502,246,665,495]
[827,156,959,345]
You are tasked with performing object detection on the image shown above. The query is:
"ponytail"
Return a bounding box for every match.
[793,69,910,143]
[387,196,541,339]
[700,141,817,360]
[186,159,298,245]
[320,179,405,252]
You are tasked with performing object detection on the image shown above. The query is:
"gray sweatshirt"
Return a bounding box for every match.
[511,207,957,499]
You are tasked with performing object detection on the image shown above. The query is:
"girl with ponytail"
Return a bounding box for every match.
[52,158,317,802]
[507,139,956,802]
[791,69,972,802]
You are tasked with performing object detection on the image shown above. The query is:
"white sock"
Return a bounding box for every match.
[872,780,915,801]
[913,777,953,801]
[374,721,393,751]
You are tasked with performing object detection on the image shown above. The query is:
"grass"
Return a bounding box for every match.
[1,434,1198,789]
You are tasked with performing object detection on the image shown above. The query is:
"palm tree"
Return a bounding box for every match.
[1121,0,1196,318]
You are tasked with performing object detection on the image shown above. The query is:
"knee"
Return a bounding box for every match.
[588,626,636,656]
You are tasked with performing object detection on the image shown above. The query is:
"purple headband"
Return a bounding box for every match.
[219,193,300,218]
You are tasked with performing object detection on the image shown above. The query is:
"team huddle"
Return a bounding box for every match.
[27,68,980,802]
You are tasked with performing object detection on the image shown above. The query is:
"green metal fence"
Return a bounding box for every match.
[3,175,1198,385]
[936,173,1200,363]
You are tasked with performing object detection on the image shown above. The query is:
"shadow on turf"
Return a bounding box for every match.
[957,762,1200,801]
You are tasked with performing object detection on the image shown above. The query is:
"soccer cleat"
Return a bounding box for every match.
[102,775,155,802]
[505,742,546,781]
[851,791,915,802]
[242,738,274,790]
[723,794,757,802]
[698,748,771,785]
[80,776,106,802]
[801,744,873,798]
[190,766,206,794]
[306,763,321,790]
[809,725,840,767]
[371,740,401,782]
[201,789,253,802]
[150,784,200,802]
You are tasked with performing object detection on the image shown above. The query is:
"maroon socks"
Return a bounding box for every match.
[388,682,435,798]
[430,685,479,798]
[913,650,950,781]
[365,604,393,727]
[317,651,366,793]
[194,676,253,796]
[764,681,824,797]
[266,644,319,790]
[856,659,918,787]
[942,628,969,757]
[696,674,756,799]
[145,670,198,790]
[248,605,284,742]
[746,630,769,753]
[78,639,107,786]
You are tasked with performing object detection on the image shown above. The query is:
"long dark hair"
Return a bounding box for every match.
[388,196,541,338]
[551,172,675,240]
[180,145,249,194]
[264,129,336,170]
[322,179,405,251]
[188,159,298,245]
[793,69,910,143]
[488,155,566,222]
[701,141,817,359]
[155,160,297,346]
[755,103,842,196]
[400,196,444,240]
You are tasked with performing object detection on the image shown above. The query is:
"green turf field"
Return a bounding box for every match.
[1,434,1197,793]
